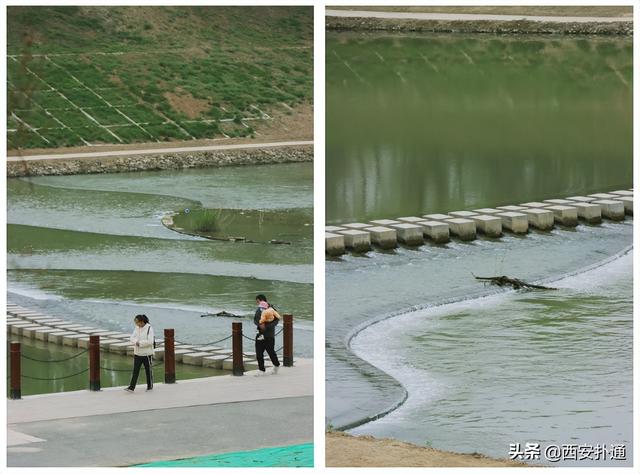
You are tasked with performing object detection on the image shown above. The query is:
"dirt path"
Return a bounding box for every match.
[7,140,313,162]
[325,9,632,23]
[326,432,529,467]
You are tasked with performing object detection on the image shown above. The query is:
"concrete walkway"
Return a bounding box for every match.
[7,140,313,162]
[325,9,632,24]
[8,359,313,466]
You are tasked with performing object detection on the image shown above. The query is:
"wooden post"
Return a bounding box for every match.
[283,314,293,367]
[10,342,21,400]
[232,322,243,376]
[89,335,100,391]
[164,329,176,384]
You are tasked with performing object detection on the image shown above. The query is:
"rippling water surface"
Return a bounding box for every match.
[350,250,632,466]
[7,163,313,393]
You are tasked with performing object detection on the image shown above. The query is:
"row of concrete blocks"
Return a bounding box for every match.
[6,304,265,372]
[326,190,632,255]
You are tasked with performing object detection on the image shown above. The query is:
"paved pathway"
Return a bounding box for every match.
[8,359,313,466]
[325,9,632,24]
[7,140,313,162]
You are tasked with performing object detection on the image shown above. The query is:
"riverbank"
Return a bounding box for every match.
[326,432,526,467]
[8,358,313,466]
[7,142,313,177]
[325,9,633,35]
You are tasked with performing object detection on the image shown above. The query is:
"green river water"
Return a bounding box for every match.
[326,32,632,466]
[7,162,313,395]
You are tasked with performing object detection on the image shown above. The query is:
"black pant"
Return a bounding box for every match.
[255,336,280,372]
[128,355,153,390]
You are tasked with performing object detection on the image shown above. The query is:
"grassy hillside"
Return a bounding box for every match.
[7,6,313,150]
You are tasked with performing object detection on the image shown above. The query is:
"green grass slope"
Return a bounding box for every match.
[7,6,313,149]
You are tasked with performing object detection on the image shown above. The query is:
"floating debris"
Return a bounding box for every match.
[200,311,242,318]
[474,275,556,291]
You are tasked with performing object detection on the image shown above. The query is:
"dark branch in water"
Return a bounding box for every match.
[473,274,557,290]
[201,311,242,318]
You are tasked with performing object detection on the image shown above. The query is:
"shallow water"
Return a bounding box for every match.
[7,163,313,393]
[326,220,632,466]
[350,251,632,466]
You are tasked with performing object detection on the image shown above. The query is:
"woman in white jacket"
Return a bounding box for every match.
[125,314,154,392]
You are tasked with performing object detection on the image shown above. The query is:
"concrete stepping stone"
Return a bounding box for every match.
[325,232,345,256]
[611,190,633,197]
[389,223,423,246]
[497,212,529,233]
[342,223,372,230]
[497,205,526,212]
[63,333,89,347]
[543,198,574,206]
[366,226,397,249]
[568,202,602,223]
[47,321,74,327]
[520,202,549,209]
[173,349,199,363]
[416,221,449,243]
[182,352,211,365]
[336,229,371,252]
[422,213,451,220]
[47,332,80,345]
[520,208,554,230]
[195,345,224,353]
[588,193,618,199]
[566,196,596,203]
[545,205,578,226]
[108,341,132,354]
[325,226,346,232]
[613,196,633,215]
[397,216,427,223]
[473,208,502,215]
[98,338,122,351]
[21,325,47,338]
[34,328,63,342]
[468,214,502,237]
[370,219,400,226]
[222,357,253,371]
[202,354,228,369]
[445,218,476,241]
[592,199,625,220]
[9,323,38,336]
[448,210,478,219]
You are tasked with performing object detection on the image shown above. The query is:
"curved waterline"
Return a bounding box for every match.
[339,243,632,432]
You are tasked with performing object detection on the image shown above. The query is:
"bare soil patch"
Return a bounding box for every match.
[163,89,210,119]
[326,431,530,468]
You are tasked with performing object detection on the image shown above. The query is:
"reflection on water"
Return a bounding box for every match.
[326,33,632,222]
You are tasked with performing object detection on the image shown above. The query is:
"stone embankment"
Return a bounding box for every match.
[7,145,313,177]
[326,16,632,36]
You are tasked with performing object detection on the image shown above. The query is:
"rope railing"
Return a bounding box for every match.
[21,368,89,381]
[20,348,90,363]
[8,315,294,400]
[174,334,233,346]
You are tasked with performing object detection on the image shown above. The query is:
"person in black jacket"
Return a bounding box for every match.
[254,294,281,376]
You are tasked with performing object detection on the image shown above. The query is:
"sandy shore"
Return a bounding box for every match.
[326,432,529,467]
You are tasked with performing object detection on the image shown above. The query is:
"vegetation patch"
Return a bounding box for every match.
[7,6,313,150]
[169,207,313,244]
